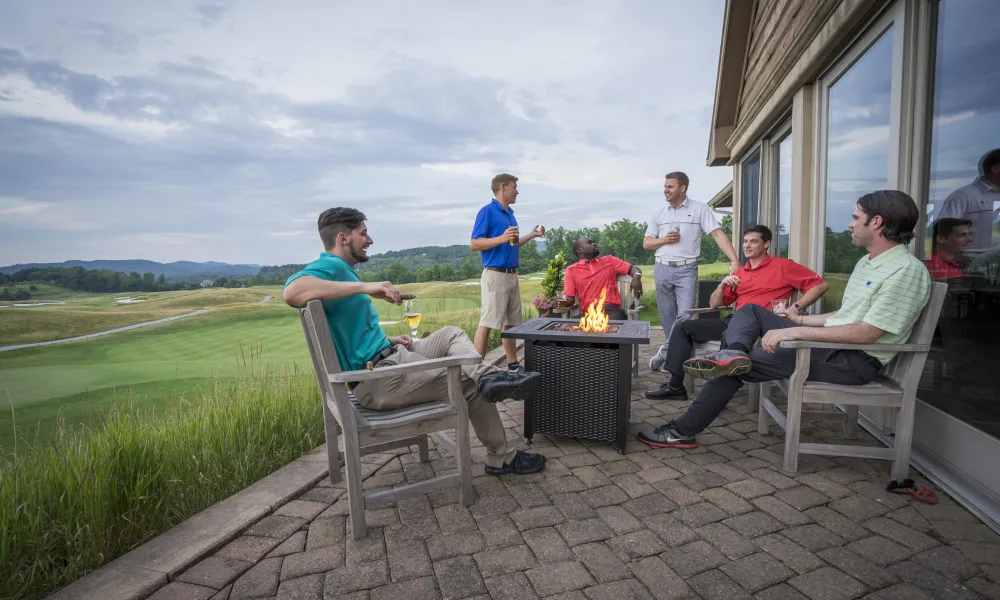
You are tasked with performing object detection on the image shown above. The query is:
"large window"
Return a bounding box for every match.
[820,25,895,311]
[919,0,1000,440]
[775,134,792,258]
[740,149,761,260]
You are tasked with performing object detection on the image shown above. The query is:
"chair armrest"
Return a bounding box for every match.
[330,355,483,383]
[778,341,930,352]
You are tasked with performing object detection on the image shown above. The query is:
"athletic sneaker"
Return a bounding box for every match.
[683,349,752,380]
[645,384,688,400]
[637,421,697,449]
[649,354,669,373]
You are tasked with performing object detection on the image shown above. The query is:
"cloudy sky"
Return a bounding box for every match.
[0,1,730,266]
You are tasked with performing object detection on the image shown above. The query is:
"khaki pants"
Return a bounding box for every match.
[479,269,522,329]
[354,326,516,468]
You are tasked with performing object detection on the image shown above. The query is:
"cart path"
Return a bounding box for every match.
[0,309,208,353]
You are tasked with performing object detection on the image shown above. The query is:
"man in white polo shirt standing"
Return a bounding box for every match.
[644,171,740,373]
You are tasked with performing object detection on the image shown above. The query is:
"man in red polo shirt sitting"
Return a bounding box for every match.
[925,218,972,280]
[646,224,827,399]
[563,238,643,320]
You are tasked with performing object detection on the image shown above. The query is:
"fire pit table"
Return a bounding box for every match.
[502,317,650,454]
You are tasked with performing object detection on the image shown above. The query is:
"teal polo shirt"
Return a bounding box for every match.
[285,253,390,372]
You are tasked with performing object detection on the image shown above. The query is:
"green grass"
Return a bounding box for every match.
[0,358,325,600]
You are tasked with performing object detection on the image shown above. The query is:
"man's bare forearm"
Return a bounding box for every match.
[470,237,503,251]
[792,322,883,345]
[794,282,828,311]
[709,284,727,308]
[283,276,366,307]
[711,229,740,265]
[796,311,836,327]
[643,236,667,251]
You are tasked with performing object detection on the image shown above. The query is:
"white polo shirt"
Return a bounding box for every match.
[936,177,999,253]
[644,197,721,261]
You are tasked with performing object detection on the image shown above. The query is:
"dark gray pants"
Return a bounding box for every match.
[674,305,882,436]
[664,317,731,378]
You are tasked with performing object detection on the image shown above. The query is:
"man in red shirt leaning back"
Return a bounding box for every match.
[646,224,828,400]
[563,238,643,320]
[925,218,972,280]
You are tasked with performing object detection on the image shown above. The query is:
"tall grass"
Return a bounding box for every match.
[0,348,324,600]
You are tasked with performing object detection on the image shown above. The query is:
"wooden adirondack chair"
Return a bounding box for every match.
[299,300,478,539]
[758,282,947,480]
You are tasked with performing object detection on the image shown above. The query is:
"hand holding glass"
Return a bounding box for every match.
[771,299,787,315]
[404,299,422,338]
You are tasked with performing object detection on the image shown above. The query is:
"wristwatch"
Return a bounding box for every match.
[792,303,802,310]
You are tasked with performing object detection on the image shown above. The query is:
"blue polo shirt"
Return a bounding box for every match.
[471,199,519,268]
[285,253,390,372]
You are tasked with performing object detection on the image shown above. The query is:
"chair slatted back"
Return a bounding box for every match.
[299,300,355,428]
[882,282,947,387]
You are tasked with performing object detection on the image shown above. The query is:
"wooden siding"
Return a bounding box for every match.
[738,0,841,128]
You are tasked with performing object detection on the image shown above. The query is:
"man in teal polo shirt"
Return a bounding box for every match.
[638,190,932,449]
[284,207,547,476]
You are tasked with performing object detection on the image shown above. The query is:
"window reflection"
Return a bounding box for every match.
[822,27,894,312]
[921,0,1000,439]
[741,150,761,261]
[776,135,791,258]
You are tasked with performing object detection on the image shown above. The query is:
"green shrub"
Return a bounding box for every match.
[0,352,324,600]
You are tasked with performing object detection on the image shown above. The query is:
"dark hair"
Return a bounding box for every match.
[931,217,973,252]
[742,224,773,243]
[857,190,920,244]
[665,171,689,188]
[980,148,1000,176]
[318,207,367,250]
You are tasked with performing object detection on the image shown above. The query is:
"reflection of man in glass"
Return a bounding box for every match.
[925,218,973,280]
[935,148,1000,254]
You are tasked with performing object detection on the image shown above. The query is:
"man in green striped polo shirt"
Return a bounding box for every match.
[639,190,932,449]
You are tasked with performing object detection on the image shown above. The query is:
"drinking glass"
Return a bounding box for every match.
[404,299,422,338]
[771,299,787,314]
[669,224,681,240]
[509,226,519,246]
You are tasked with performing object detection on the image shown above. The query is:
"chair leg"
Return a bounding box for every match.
[891,395,917,482]
[323,402,342,484]
[783,389,803,474]
[748,383,760,412]
[684,372,694,393]
[343,436,367,539]
[417,434,430,463]
[758,396,771,435]
[844,406,859,439]
[447,367,474,507]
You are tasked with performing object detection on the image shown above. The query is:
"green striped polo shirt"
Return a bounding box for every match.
[825,244,931,365]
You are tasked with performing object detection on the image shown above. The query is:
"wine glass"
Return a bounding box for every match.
[404,299,422,338]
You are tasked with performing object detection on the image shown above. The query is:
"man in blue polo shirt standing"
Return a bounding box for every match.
[470,173,545,371]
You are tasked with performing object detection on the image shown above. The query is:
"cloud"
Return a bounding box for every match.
[0,0,730,265]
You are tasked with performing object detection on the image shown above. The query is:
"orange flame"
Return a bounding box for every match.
[575,288,610,333]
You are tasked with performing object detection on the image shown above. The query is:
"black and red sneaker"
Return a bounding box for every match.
[637,421,697,449]
[683,349,752,380]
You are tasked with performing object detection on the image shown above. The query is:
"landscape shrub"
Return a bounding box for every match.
[0,349,323,600]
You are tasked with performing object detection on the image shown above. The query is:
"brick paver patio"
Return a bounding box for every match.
[148,331,1000,600]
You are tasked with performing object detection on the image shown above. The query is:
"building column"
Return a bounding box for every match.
[788,84,817,272]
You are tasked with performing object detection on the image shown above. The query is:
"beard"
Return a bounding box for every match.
[350,244,369,263]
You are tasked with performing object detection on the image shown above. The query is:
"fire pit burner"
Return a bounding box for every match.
[503,317,650,453]
[542,321,622,334]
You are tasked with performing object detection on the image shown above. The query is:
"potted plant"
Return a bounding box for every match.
[533,251,567,317]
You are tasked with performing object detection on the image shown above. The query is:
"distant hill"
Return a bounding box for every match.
[354,244,476,272]
[0,260,260,279]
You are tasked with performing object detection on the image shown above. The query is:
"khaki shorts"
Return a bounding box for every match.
[479,269,522,329]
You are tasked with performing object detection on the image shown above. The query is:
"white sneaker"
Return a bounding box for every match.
[649,354,668,373]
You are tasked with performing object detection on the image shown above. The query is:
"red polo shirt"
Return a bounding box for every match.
[564,255,632,310]
[924,254,964,280]
[721,255,825,309]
